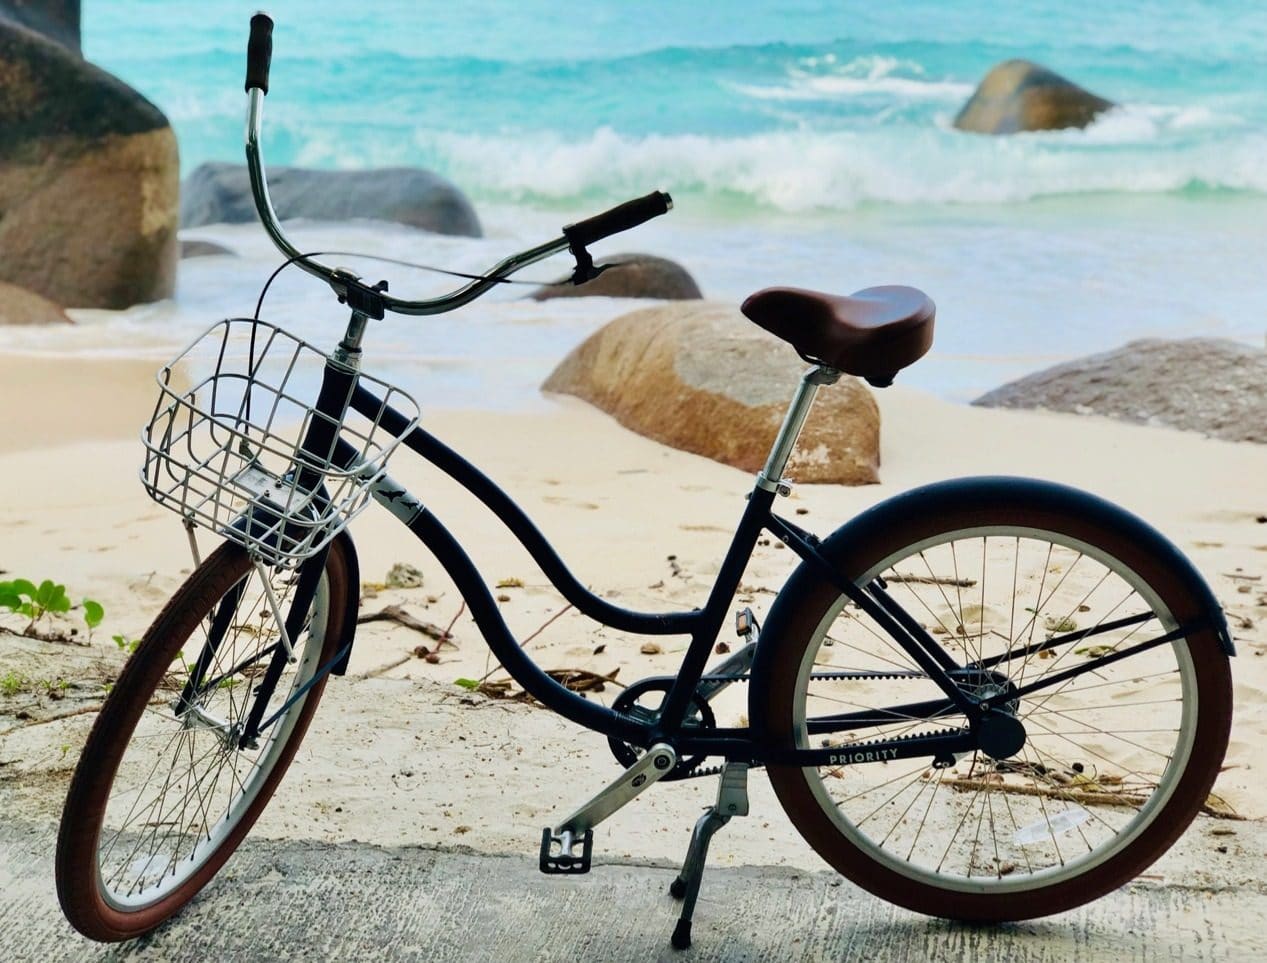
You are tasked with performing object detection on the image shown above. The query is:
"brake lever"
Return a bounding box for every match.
[567,241,612,286]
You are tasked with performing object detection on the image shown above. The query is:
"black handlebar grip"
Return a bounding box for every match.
[245,12,274,94]
[563,190,674,249]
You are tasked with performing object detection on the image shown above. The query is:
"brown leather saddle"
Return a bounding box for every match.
[741,285,935,387]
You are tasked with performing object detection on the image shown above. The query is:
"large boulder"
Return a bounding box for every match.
[973,338,1267,443]
[180,163,483,237]
[543,301,880,484]
[954,60,1114,135]
[531,253,702,301]
[0,20,178,308]
[0,1,78,53]
[0,281,72,324]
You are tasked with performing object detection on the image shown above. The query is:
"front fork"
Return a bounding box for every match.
[237,545,329,748]
[172,544,329,751]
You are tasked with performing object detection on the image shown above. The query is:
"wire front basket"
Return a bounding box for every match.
[142,318,421,566]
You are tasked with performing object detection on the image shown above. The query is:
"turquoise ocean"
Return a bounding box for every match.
[12,1,1267,408]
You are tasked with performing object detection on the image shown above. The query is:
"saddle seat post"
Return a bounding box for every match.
[756,364,842,495]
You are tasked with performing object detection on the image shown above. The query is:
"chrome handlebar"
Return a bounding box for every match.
[243,10,671,319]
[244,87,571,317]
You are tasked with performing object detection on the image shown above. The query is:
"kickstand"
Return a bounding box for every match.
[668,762,749,950]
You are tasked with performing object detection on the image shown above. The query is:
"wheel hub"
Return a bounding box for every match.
[952,668,1026,760]
[976,709,1027,760]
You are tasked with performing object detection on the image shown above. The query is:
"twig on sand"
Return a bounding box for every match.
[357,604,459,649]
[0,624,90,647]
[947,776,1243,820]
[0,704,103,738]
[0,694,168,739]
[476,603,575,684]
[444,600,467,640]
[474,666,623,705]
[351,655,413,682]
[520,603,576,649]
[886,574,978,587]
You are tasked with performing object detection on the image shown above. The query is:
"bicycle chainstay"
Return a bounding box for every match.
[672,669,969,781]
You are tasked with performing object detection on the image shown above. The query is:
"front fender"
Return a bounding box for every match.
[330,529,360,676]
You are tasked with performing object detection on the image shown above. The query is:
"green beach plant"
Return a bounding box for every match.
[0,577,105,639]
[0,578,71,628]
[82,600,105,641]
[113,634,141,655]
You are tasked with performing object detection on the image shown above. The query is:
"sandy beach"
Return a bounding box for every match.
[1,346,1264,870]
[4,3,1267,958]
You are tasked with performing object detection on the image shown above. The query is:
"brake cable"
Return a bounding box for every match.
[251,248,578,321]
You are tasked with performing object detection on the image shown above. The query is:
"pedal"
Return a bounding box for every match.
[539,827,593,875]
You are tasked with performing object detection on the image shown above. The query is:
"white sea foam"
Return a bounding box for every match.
[416,122,1267,212]
[732,56,974,103]
[733,73,974,102]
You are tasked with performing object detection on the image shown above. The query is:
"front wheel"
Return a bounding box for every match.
[754,477,1232,921]
[56,538,352,941]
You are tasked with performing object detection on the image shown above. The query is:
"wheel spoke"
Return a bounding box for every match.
[775,515,1215,908]
[73,544,341,918]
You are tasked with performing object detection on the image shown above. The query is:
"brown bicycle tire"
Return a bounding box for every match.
[55,539,351,941]
[758,480,1233,921]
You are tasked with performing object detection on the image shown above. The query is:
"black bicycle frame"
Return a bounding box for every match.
[245,352,1193,769]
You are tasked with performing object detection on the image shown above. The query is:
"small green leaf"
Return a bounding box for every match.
[12,579,36,599]
[83,600,105,629]
[36,580,56,608]
[16,603,36,619]
[454,677,480,691]
[0,588,20,610]
[48,587,71,614]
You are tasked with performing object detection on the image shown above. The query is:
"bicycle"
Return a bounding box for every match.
[55,13,1234,952]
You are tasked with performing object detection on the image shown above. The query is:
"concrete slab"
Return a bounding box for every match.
[3,817,1265,962]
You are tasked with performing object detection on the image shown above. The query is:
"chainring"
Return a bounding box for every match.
[607,677,717,781]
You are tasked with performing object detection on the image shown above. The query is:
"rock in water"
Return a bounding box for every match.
[531,254,702,301]
[0,281,72,325]
[0,20,178,308]
[972,338,1267,444]
[0,1,79,53]
[180,163,483,237]
[954,60,1114,134]
[180,239,235,259]
[543,301,880,484]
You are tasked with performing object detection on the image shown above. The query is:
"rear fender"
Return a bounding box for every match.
[748,476,1234,736]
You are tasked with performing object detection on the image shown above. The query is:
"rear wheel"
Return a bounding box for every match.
[56,539,351,941]
[759,479,1232,921]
